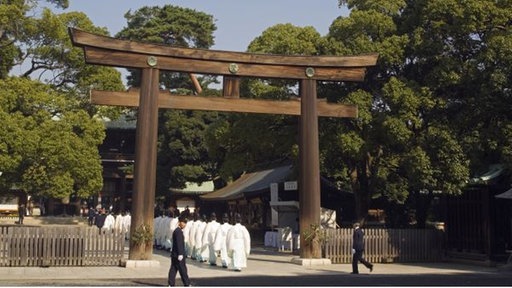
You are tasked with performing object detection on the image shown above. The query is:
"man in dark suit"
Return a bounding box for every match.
[18,204,26,225]
[168,215,191,286]
[95,208,106,234]
[351,222,373,274]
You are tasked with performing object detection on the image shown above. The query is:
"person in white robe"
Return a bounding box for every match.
[103,211,116,233]
[163,211,179,251]
[202,213,221,266]
[187,213,198,259]
[114,212,124,234]
[226,213,251,272]
[214,213,233,268]
[193,214,207,261]
[122,211,131,240]
[182,214,193,257]
[153,213,164,248]
[159,213,171,250]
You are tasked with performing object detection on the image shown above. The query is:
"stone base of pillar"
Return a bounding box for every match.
[291,257,332,266]
[120,259,161,268]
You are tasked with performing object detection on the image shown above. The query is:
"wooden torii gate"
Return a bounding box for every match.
[69,28,378,261]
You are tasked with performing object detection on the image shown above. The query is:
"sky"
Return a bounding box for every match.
[53,0,350,52]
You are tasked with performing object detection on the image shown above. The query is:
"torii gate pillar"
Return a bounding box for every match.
[299,79,321,258]
[130,68,160,259]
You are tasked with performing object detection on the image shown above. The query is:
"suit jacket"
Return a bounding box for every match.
[95,213,106,229]
[352,227,365,251]
[171,226,186,258]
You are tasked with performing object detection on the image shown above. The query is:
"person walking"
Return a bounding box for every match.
[214,213,233,268]
[202,212,221,266]
[103,210,115,233]
[95,208,107,234]
[226,213,251,272]
[122,210,131,240]
[168,215,191,287]
[18,204,26,225]
[194,214,207,262]
[351,222,373,274]
[87,207,96,226]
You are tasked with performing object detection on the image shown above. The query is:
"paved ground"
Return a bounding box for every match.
[1,217,512,286]
[0,246,511,286]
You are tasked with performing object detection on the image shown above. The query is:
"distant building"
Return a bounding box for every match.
[97,114,136,213]
[445,164,512,264]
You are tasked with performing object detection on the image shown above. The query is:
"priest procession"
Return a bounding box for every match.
[153,209,251,272]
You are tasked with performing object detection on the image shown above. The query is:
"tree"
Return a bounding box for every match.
[0,1,124,211]
[0,77,104,201]
[2,1,125,118]
[330,0,512,226]
[115,5,220,194]
[205,24,327,180]
[0,1,71,78]
[116,5,216,89]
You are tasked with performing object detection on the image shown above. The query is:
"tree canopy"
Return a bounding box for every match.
[327,0,511,226]
[115,5,220,194]
[208,0,511,227]
[0,77,104,199]
[0,1,123,202]
[1,0,511,227]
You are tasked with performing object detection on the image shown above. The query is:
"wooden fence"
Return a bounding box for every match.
[0,226,125,267]
[323,228,444,264]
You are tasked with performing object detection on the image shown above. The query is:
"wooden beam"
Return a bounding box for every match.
[70,28,379,68]
[189,74,202,94]
[83,47,369,81]
[90,90,358,118]
[223,76,240,98]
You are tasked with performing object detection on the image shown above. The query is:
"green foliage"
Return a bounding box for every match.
[115,5,221,194]
[131,224,153,246]
[326,0,511,225]
[206,24,324,180]
[0,77,104,199]
[116,5,216,89]
[0,1,124,118]
[156,109,220,193]
[248,23,323,55]
[302,224,328,247]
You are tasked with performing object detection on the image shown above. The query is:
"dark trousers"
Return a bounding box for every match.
[168,257,190,286]
[352,249,372,273]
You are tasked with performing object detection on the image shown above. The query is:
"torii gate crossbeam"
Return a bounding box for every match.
[69,28,377,261]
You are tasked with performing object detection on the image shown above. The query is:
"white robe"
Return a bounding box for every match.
[159,216,171,249]
[183,219,193,257]
[163,217,178,250]
[153,216,163,246]
[183,220,196,259]
[122,213,131,239]
[103,214,115,232]
[214,222,233,267]
[202,220,221,264]
[114,214,124,233]
[193,220,206,261]
[226,223,251,270]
